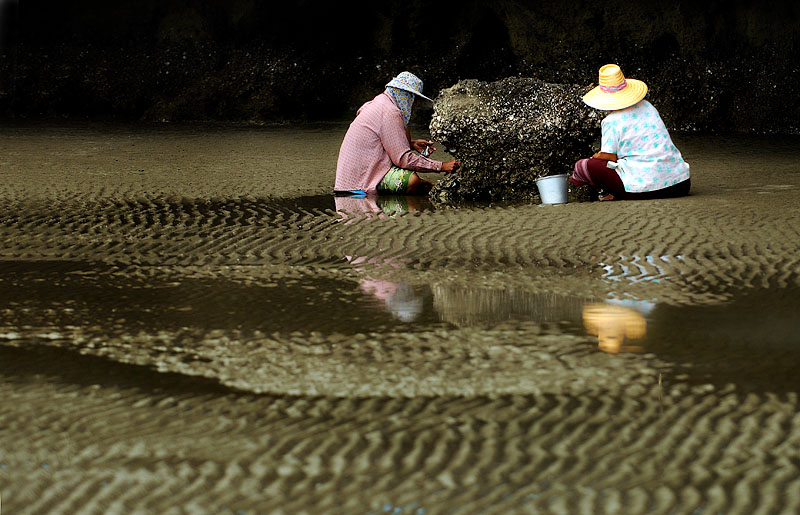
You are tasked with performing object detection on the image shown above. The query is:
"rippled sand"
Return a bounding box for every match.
[1,124,799,513]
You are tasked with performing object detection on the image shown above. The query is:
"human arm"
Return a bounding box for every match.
[441,160,460,173]
[592,152,618,162]
[404,126,438,155]
[381,112,443,172]
[598,116,619,161]
[411,139,436,154]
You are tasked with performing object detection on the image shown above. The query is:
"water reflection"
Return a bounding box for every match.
[583,303,647,354]
[345,255,427,323]
[433,284,587,327]
[334,194,434,219]
[360,279,425,322]
[337,194,434,322]
[360,278,593,326]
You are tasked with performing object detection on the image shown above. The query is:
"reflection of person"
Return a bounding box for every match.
[345,253,425,323]
[583,303,647,354]
[360,279,424,322]
[334,71,460,196]
[570,64,691,201]
[334,195,384,218]
[334,194,433,222]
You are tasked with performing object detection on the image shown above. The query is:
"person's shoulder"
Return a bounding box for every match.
[373,92,395,109]
[638,100,669,128]
[379,92,401,110]
[639,100,660,114]
[357,93,388,116]
[378,96,403,122]
[601,110,622,126]
[362,93,396,113]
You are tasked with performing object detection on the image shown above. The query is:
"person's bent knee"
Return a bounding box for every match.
[406,173,432,195]
[571,158,591,186]
[407,172,421,192]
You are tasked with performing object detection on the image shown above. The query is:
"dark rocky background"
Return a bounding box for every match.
[1,0,798,133]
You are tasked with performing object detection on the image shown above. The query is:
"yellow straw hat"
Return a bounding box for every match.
[582,64,648,110]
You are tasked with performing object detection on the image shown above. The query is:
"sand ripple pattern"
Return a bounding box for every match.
[2,130,800,513]
[0,191,798,304]
[2,346,800,514]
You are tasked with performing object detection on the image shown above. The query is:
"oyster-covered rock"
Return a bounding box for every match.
[429,77,601,203]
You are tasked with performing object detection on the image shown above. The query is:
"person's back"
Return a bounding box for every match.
[335,93,397,193]
[601,100,690,193]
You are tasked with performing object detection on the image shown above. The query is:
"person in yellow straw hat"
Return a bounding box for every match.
[570,64,691,201]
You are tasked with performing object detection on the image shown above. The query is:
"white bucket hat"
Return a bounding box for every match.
[385,71,434,102]
[583,64,648,111]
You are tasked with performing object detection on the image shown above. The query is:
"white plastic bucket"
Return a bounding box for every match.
[535,174,569,204]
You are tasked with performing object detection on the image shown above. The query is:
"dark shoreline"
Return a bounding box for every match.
[2,0,798,133]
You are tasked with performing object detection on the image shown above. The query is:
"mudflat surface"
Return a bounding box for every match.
[0,124,799,514]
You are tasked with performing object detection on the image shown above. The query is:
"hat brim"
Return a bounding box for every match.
[397,87,434,103]
[582,79,648,110]
[413,91,434,103]
[385,80,434,102]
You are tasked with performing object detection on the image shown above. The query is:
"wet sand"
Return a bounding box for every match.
[1,123,799,513]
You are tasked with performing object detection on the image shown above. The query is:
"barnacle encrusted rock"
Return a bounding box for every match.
[429,77,601,203]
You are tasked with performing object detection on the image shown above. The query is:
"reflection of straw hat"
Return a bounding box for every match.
[582,64,648,111]
[583,303,646,354]
[385,71,434,102]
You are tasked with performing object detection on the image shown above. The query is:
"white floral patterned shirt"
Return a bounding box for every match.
[601,100,690,193]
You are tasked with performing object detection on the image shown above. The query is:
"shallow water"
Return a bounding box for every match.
[1,124,799,513]
[1,259,797,395]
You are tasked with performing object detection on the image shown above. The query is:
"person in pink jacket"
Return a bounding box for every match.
[334,71,460,196]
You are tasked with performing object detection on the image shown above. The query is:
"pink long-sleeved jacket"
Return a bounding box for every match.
[335,92,442,193]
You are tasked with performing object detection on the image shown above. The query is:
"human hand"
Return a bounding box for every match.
[412,139,435,154]
[441,160,460,173]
